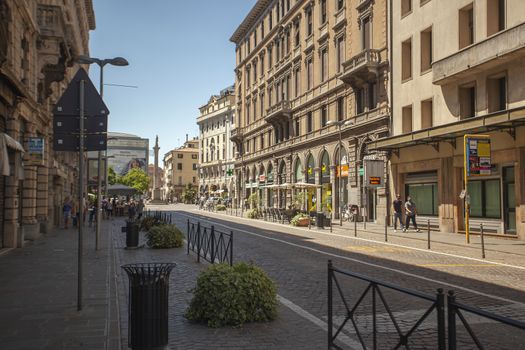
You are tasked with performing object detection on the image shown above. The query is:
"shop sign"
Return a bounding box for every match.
[466,136,491,177]
[363,159,384,188]
[259,174,266,182]
[369,176,381,185]
[28,137,44,165]
[336,164,349,177]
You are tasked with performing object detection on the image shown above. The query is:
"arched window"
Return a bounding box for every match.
[278,160,287,183]
[306,154,315,184]
[320,150,330,184]
[294,159,303,182]
[267,162,274,184]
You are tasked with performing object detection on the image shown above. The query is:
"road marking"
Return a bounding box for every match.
[177,212,525,308]
[418,263,494,267]
[278,295,361,350]
[188,208,525,272]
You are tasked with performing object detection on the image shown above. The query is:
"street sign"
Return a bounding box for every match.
[53,68,109,117]
[53,134,107,151]
[54,115,108,134]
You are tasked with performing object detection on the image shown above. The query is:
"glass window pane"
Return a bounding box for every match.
[407,183,436,216]
[468,181,482,217]
[484,179,501,218]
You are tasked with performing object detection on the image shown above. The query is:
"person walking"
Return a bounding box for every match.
[393,194,404,232]
[136,199,144,220]
[63,197,72,229]
[403,196,420,232]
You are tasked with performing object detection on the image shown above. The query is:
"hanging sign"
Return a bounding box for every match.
[28,137,44,164]
[466,136,491,177]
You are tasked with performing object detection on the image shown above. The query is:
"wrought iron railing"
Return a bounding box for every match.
[145,210,172,225]
[186,219,233,266]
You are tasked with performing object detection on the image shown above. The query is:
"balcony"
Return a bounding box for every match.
[340,49,382,87]
[265,100,292,124]
[433,22,525,85]
[230,127,243,144]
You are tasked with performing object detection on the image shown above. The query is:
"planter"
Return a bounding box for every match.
[296,217,310,227]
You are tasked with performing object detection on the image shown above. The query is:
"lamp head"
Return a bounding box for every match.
[108,57,129,67]
[76,55,96,65]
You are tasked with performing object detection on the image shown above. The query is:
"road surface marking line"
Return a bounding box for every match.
[178,212,525,308]
[278,295,361,350]
[189,209,525,272]
[418,264,493,267]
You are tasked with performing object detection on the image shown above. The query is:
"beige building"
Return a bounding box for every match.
[370,0,525,238]
[162,138,199,202]
[0,0,95,247]
[230,0,390,220]
[197,86,237,198]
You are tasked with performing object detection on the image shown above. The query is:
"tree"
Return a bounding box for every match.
[182,183,197,203]
[108,166,118,185]
[118,168,149,194]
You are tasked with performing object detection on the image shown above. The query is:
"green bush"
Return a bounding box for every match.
[246,208,259,219]
[139,216,157,231]
[185,262,278,328]
[291,213,310,226]
[145,224,184,249]
[216,204,227,211]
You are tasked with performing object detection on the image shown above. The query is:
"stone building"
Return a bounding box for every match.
[197,86,237,199]
[162,137,199,202]
[230,0,389,220]
[0,0,95,248]
[370,0,525,238]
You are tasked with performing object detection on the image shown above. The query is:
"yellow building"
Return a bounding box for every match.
[162,138,199,202]
[230,0,390,220]
[370,0,525,238]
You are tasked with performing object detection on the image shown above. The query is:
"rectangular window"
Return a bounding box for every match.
[294,68,300,97]
[337,97,345,121]
[261,134,265,148]
[261,21,265,38]
[178,176,182,185]
[253,61,257,81]
[269,10,273,29]
[420,27,432,72]
[468,179,501,218]
[254,30,257,47]
[406,183,438,216]
[246,102,251,124]
[268,46,272,68]
[193,176,196,183]
[356,88,365,114]
[320,0,327,24]
[488,75,507,112]
[459,84,476,119]
[362,17,371,50]
[401,0,412,16]
[321,48,328,82]
[260,94,265,116]
[307,112,313,132]
[295,119,300,136]
[321,105,327,127]
[421,99,433,129]
[177,163,183,170]
[368,82,377,110]
[193,163,197,170]
[402,105,413,133]
[177,154,183,158]
[306,8,313,36]
[336,36,345,73]
[459,3,474,49]
[307,58,313,90]
[192,154,198,159]
[294,21,300,46]
[269,130,273,146]
[402,38,412,81]
[487,0,505,36]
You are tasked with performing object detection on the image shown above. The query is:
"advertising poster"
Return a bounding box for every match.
[466,137,491,176]
[28,137,44,164]
[107,149,147,176]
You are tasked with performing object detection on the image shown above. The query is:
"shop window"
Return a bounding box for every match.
[487,0,505,36]
[405,183,438,216]
[467,179,501,218]
[459,3,474,49]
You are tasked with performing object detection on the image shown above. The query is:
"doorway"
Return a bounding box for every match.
[503,166,516,234]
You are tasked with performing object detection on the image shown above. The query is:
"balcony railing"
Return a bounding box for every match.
[340,49,382,87]
[265,100,292,123]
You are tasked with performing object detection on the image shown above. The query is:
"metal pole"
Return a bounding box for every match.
[95,65,105,250]
[77,79,85,311]
[480,223,486,259]
[427,219,431,250]
[327,260,333,349]
[384,215,388,242]
[436,289,446,350]
[354,214,357,237]
[338,125,343,226]
[464,135,470,244]
[448,291,457,350]
[229,230,233,266]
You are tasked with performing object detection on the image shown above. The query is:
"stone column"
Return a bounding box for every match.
[315,167,321,212]
[330,165,337,218]
[36,129,50,233]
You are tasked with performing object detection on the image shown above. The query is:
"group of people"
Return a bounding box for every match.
[62,195,89,229]
[393,195,421,233]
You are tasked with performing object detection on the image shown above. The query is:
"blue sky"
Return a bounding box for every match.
[89,0,256,159]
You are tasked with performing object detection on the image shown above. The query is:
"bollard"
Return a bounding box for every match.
[330,217,333,233]
[354,214,357,237]
[363,214,367,230]
[480,223,486,259]
[384,216,388,242]
[427,219,431,250]
[308,216,311,230]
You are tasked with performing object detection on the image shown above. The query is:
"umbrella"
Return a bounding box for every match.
[107,184,137,196]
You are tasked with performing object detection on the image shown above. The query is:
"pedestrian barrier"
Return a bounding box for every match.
[145,210,172,225]
[327,260,525,349]
[186,219,233,266]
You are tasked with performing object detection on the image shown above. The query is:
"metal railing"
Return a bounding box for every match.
[145,210,172,225]
[328,260,525,349]
[186,219,233,266]
[328,260,445,350]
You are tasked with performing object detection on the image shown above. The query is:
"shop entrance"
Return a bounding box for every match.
[503,166,516,234]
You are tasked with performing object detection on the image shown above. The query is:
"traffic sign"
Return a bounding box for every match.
[53,115,108,134]
[53,68,109,117]
[53,134,107,151]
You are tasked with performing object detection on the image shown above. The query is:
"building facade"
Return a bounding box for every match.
[0,0,95,248]
[230,0,390,220]
[370,0,525,238]
[197,86,237,198]
[162,138,199,202]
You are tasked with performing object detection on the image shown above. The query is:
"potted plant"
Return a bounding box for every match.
[291,213,310,227]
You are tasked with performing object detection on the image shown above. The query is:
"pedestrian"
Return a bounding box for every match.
[107,198,114,218]
[403,196,420,232]
[71,199,78,227]
[136,199,144,220]
[63,197,72,229]
[128,201,136,220]
[88,200,96,227]
[393,194,404,232]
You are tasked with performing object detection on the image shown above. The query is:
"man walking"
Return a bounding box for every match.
[403,196,420,232]
[393,194,404,232]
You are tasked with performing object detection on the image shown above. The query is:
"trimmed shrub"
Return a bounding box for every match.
[216,204,227,211]
[185,262,278,328]
[246,208,259,219]
[145,224,184,249]
[291,213,310,226]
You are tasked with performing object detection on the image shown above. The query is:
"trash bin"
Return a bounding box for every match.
[121,263,176,350]
[316,212,324,228]
[123,220,139,248]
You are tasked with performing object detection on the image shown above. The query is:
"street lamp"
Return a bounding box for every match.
[76,55,129,251]
[327,119,354,226]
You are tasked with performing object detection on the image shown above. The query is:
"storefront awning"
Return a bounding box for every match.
[368,107,525,152]
[1,133,25,176]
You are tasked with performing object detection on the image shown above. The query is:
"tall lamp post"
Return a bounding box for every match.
[76,55,129,250]
[327,119,353,226]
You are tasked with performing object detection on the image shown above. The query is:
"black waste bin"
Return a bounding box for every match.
[316,212,324,228]
[123,220,139,248]
[121,263,176,350]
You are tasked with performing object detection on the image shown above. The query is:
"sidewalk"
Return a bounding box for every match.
[193,206,525,268]
[0,220,120,350]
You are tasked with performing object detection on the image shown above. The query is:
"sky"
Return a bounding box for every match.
[88,0,256,160]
